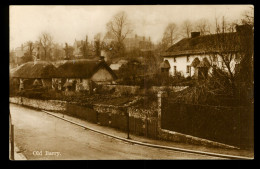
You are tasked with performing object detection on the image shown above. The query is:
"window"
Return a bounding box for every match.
[186,66,190,73]
[187,55,190,62]
[174,66,177,75]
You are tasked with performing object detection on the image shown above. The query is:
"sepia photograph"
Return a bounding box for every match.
[9,5,254,160]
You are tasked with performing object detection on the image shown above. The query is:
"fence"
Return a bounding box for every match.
[93,104,158,139]
[65,104,97,123]
[161,101,254,148]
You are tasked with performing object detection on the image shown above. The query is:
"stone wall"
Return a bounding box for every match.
[10,97,67,111]
[92,102,158,138]
[102,84,188,95]
[158,129,236,148]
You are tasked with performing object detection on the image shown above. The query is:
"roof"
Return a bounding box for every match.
[110,60,128,70]
[190,57,201,67]
[162,32,240,57]
[74,40,85,48]
[110,63,122,71]
[103,32,115,40]
[160,60,170,69]
[197,58,210,68]
[56,59,117,79]
[10,61,62,79]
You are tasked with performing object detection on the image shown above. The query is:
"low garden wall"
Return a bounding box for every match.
[102,84,188,95]
[92,103,158,138]
[9,97,67,111]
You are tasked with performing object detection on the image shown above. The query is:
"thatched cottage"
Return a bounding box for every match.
[53,58,117,92]
[10,60,61,90]
[161,25,253,79]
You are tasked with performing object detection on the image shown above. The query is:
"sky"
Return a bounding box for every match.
[9,5,253,50]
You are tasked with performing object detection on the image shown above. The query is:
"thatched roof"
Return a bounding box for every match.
[10,61,62,79]
[56,59,117,79]
[162,32,240,57]
[160,60,170,69]
[191,57,200,67]
[197,57,211,68]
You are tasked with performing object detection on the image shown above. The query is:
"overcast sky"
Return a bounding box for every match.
[10,5,252,49]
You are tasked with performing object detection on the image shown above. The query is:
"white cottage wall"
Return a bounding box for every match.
[164,54,238,77]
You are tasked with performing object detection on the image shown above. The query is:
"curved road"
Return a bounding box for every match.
[10,103,224,160]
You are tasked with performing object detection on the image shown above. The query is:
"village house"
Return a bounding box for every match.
[73,39,85,58]
[73,37,96,58]
[53,57,117,92]
[10,43,38,67]
[124,34,153,51]
[10,60,61,91]
[103,33,153,51]
[103,32,115,45]
[161,25,253,79]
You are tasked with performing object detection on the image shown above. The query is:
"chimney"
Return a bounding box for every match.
[99,50,106,62]
[191,32,200,38]
[99,56,105,62]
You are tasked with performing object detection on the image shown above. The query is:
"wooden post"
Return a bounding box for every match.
[145,115,148,137]
[96,111,99,124]
[157,91,168,133]
[10,124,14,160]
[126,107,130,139]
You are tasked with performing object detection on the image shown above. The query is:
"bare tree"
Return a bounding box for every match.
[94,33,102,57]
[38,32,53,61]
[204,17,253,96]
[25,41,34,61]
[64,43,74,59]
[106,11,133,53]
[241,6,254,26]
[194,19,211,35]
[80,35,89,58]
[162,23,179,48]
[181,20,193,38]
[25,41,34,58]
